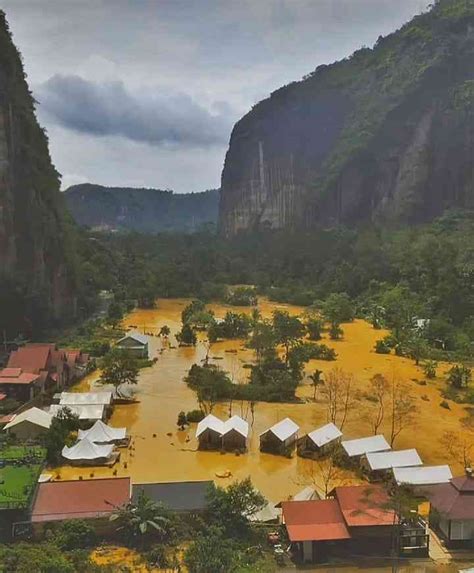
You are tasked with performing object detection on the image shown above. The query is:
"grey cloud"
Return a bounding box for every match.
[37,74,233,147]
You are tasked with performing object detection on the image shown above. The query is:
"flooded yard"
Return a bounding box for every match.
[53,298,469,505]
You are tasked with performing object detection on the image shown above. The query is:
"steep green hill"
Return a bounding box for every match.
[65,184,219,233]
[220,0,474,234]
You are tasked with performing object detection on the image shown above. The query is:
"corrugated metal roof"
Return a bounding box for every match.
[261,417,299,441]
[196,414,224,438]
[62,437,114,461]
[117,332,148,346]
[307,422,342,448]
[366,448,422,471]
[334,485,396,527]
[282,499,350,542]
[60,392,112,406]
[31,477,130,522]
[4,407,52,431]
[393,465,453,485]
[50,404,105,421]
[342,435,391,457]
[133,480,212,512]
[222,415,249,438]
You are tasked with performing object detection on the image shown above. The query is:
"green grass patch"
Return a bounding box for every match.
[0,445,46,462]
[0,464,42,509]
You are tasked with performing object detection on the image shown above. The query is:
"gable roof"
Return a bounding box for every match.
[59,392,112,406]
[7,345,52,373]
[365,449,422,471]
[261,417,299,441]
[341,435,391,457]
[0,369,41,385]
[62,437,114,461]
[4,407,52,431]
[31,477,130,522]
[425,476,474,520]
[77,420,126,443]
[132,480,212,512]
[222,415,249,438]
[196,414,224,438]
[393,465,452,486]
[282,499,351,542]
[333,485,396,527]
[307,423,342,448]
[117,332,148,346]
[50,404,105,421]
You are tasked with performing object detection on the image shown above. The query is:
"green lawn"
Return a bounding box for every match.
[0,464,42,509]
[0,445,45,462]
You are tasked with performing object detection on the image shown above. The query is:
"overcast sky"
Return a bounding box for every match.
[3,0,430,193]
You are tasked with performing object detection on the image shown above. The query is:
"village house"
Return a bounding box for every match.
[341,435,391,466]
[393,465,453,486]
[132,480,213,513]
[362,448,423,481]
[3,407,52,441]
[0,368,43,403]
[115,332,149,358]
[221,415,249,451]
[260,418,299,455]
[425,470,474,548]
[29,477,131,536]
[196,414,225,449]
[65,349,90,381]
[298,422,342,459]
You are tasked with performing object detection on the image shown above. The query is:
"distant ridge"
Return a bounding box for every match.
[64,183,219,233]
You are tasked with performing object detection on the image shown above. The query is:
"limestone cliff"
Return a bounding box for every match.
[0,12,77,333]
[220,0,474,235]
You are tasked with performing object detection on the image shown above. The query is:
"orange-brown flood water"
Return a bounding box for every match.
[54,298,469,505]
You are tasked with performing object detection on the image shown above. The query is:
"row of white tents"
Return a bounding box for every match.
[61,420,127,465]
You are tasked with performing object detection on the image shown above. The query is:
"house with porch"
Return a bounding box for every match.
[115,333,149,358]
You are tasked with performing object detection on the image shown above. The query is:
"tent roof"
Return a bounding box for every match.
[222,415,249,438]
[50,404,104,421]
[60,392,112,406]
[196,414,224,438]
[62,437,114,461]
[249,502,281,523]
[4,407,52,430]
[342,435,391,457]
[307,423,342,448]
[366,449,422,471]
[293,486,319,502]
[393,465,452,485]
[78,420,126,442]
[261,417,299,441]
[117,332,148,346]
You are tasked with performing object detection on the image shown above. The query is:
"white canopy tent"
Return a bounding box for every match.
[342,435,391,458]
[50,404,105,422]
[62,437,114,462]
[78,420,127,443]
[59,392,112,406]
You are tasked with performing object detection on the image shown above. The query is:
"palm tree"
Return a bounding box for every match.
[309,369,324,400]
[110,491,172,547]
[159,325,171,337]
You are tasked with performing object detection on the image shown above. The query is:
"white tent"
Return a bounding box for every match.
[196,414,224,438]
[393,465,452,486]
[307,423,342,448]
[222,415,249,438]
[261,418,299,442]
[292,486,320,502]
[4,407,52,431]
[62,437,114,462]
[342,435,391,458]
[248,502,281,523]
[59,392,112,406]
[366,449,422,471]
[78,420,127,443]
[50,404,105,421]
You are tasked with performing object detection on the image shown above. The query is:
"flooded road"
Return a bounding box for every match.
[55,298,468,505]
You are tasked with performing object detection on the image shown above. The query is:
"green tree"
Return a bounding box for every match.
[309,369,324,400]
[44,407,80,465]
[272,310,305,364]
[176,323,197,345]
[447,364,472,389]
[305,316,324,340]
[322,293,354,324]
[247,320,277,364]
[159,325,170,337]
[422,359,438,379]
[177,411,188,429]
[53,519,97,550]
[184,527,236,573]
[185,364,233,413]
[99,349,139,390]
[106,300,124,328]
[329,322,343,340]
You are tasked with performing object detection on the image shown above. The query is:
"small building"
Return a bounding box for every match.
[298,423,342,458]
[59,391,112,407]
[78,420,127,445]
[221,415,249,451]
[62,437,117,466]
[425,471,474,548]
[341,435,391,465]
[50,404,105,423]
[260,418,299,455]
[363,449,423,481]
[196,414,224,449]
[132,480,213,513]
[65,349,90,382]
[30,477,131,533]
[393,465,452,486]
[115,333,149,358]
[0,368,43,402]
[3,407,52,440]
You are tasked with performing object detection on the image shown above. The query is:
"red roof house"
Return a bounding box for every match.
[0,368,42,402]
[282,499,350,542]
[332,485,396,527]
[31,477,131,523]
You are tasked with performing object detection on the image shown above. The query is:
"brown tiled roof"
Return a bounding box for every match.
[8,345,52,374]
[425,476,474,520]
[31,477,131,522]
[0,369,40,385]
[282,499,351,542]
[333,485,395,527]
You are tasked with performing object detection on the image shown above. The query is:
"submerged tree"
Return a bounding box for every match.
[99,348,139,389]
[309,369,324,401]
[323,367,354,431]
[367,373,389,435]
[388,378,417,447]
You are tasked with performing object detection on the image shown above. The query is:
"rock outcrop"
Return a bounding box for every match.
[0,11,77,333]
[220,0,474,235]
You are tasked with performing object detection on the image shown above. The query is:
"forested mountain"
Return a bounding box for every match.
[0,11,78,336]
[220,0,474,235]
[65,184,219,233]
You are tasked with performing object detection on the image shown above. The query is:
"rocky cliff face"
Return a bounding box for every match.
[0,12,77,332]
[220,0,474,235]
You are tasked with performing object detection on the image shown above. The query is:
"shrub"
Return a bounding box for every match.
[375,339,391,354]
[53,520,97,550]
[440,400,450,410]
[186,409,205,423]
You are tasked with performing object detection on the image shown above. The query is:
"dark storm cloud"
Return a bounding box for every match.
[38,74,232,147]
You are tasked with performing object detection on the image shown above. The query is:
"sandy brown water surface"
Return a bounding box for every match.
[54,298,469,504]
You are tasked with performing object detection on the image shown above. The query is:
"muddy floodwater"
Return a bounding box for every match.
[55,298,469,505]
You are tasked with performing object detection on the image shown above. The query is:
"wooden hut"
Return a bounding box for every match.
[298,422,342,458]
[221,415,249,451]
[260,418,299,455]
[362,448,422,481]
[195,414,224,450]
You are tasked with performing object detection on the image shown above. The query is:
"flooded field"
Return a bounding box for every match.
[54,298,469,505]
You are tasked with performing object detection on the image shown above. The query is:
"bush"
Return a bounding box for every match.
[53,520,97,550]
[186,410,205,423]
[375,339,391,354]
[440,400,450,410]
